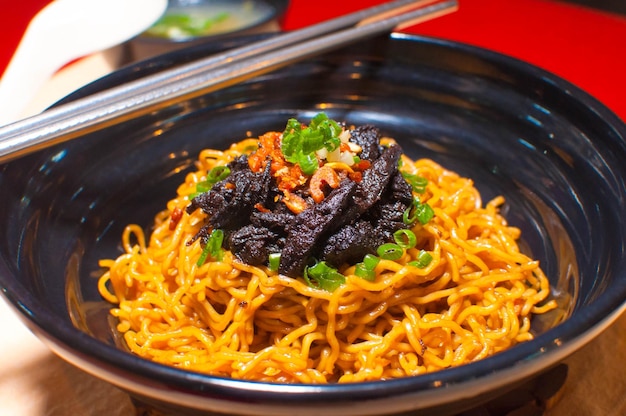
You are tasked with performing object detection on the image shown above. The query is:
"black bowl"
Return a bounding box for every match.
[1,33,625,416]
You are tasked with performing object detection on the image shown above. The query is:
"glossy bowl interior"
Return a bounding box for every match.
[1,33,625,416]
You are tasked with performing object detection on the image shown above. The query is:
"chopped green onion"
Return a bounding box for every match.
[377,243,404,260]
[354,254,380,282]
[268,253,281,272]
[303,261,345,292]
[197,229,224,266]
[280,118,302,157]
[280,113,342,175]
[402,206,413,225]
[146,12,230,39]
[393,229,417,249]
[208,229,224,260]
[414,201,434,225]
[191,165,231,198]
[208,165,231,182]
[363,254,380,270]
[196,243,212,267]
[355,263,376,281]
[408,250,433,269]
[401,171,428,194]
[403,197,434,225]
[298,152,319,176]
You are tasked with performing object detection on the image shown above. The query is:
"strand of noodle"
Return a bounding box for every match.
[419,314,474,338]
[348,301,389,326]
[423,347,454,370]
[278,301,319,347]
[150,215,187,258]
[441,237,491,276]
[401,304,425,356]
[398,352,423,376]
[98,271,118,303]
[505,301,520,339]
[516,316,533,342]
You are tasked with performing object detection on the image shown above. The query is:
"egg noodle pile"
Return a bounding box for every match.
[98,135,556,383]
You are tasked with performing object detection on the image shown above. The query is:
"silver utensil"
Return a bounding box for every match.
[0,0,458,163]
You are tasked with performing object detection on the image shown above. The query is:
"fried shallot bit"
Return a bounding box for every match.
[309,165,341,203]
[282,190,308,214]
[169,207,183,230]
[248,130,307,193]
[247,131,283,173]
[254,203,270,213]
[275,163,306,192]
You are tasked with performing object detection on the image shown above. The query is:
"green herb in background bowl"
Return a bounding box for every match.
[146,11,230,39]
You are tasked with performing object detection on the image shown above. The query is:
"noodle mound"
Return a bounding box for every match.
[99,128,555,384]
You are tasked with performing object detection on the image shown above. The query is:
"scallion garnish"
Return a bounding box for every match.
[303,261,345,292]
[403,197,434,225]
[355,263,376,281]
[376,243,404,260]
[146,12,230,39]
[197,243,212,267]
[354,254,380,281]
[393,229,417,249]
[363,254,380,270]
[408,250,433,269]
[281,113,342,175]
[402,171,429,194]
[191,165,231,199]
[197,229,224,266]
[268,252,281,272]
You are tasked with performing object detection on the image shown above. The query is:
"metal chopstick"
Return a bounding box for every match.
[1,0,431,135]
[0,0,458,163]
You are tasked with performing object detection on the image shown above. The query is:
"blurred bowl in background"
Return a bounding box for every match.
[127,0,289,61]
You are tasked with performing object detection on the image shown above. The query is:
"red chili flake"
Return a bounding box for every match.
[169,207,183,230]
[354,160,372,171]
[348,171,363,182]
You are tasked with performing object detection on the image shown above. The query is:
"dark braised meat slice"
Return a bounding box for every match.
[228,154,251,172]
[388,170,414,206]
[371,200,409,236]
[279,180,357,277]
[187,157,273,230]
[320,221,381,266]
[227,225,282,266]
[364,171,413,231]
[322,172,413,266]
[338,144,404,222]
[349,125,383,161]
[250,211,295,235]
[228,210,295,265]
[357,144,404,210]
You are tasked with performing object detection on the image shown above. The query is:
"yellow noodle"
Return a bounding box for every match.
[98,135,557,383]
